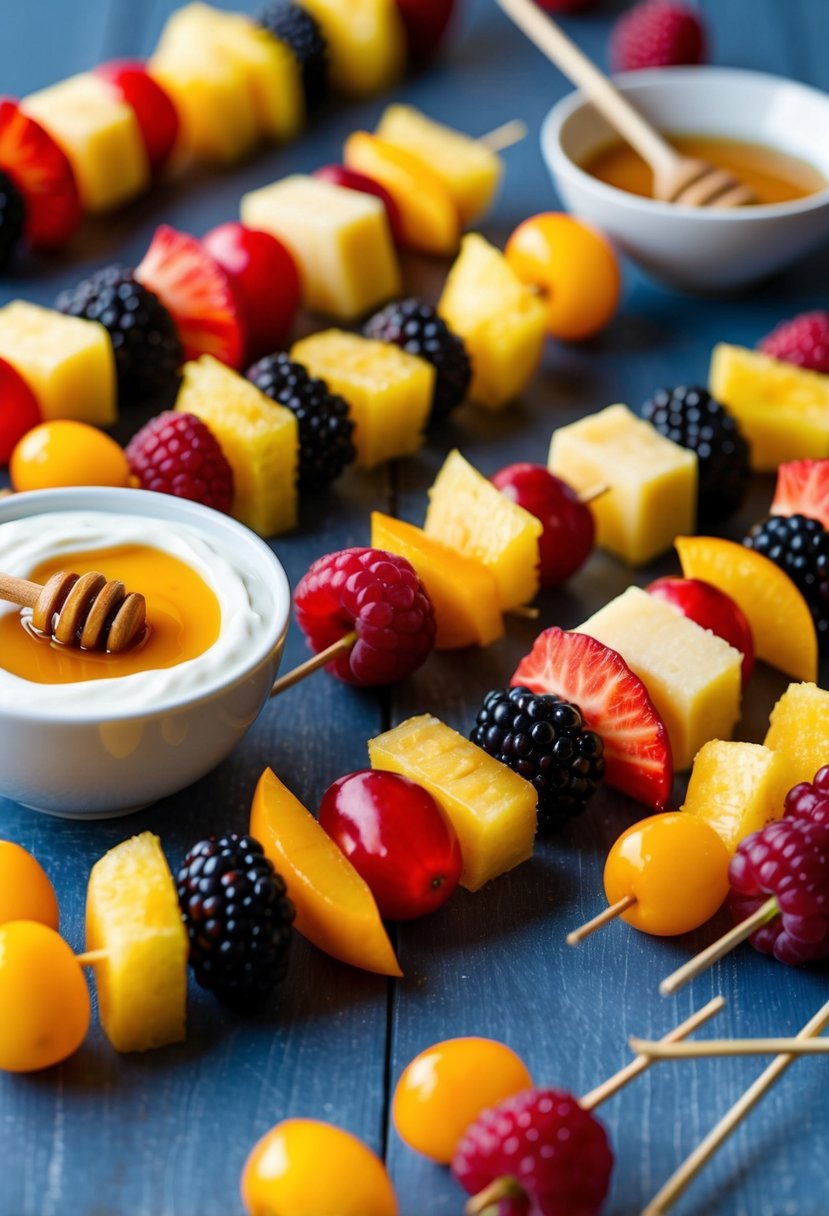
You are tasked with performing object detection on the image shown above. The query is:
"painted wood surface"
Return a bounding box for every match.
[0,1,827,1214]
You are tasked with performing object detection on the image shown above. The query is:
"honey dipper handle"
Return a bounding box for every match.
[0,572,43,610]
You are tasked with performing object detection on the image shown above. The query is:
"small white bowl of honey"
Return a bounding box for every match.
[0,487,291,818]
[541,66,829,292]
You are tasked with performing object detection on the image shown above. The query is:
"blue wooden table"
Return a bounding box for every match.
[1,2,828,1213]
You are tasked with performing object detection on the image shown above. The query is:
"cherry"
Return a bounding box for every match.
[313,165,404,244]
[646,576,755,684]
[492,462,594,587]
[394,0,456,61]
[95,61,179,174]
[202,222,301,363]
[318,770,462,921]
[0,357,41,465]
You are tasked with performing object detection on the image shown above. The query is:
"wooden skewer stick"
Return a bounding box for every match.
[76,950,108,967]
[479,118,527,153]
[659,896,779,997]
[640,997,829,1216]
[629,1035,829,1060]
[270,631,358,698]
[566,894,636,946]
[580,996,725,1111]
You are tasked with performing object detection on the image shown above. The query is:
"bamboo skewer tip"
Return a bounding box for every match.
[566,894,636,946]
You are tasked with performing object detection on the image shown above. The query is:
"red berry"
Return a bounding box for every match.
[0,357,41,464]
[646,576,755,684]
[294,547,436,687]
[0,99,82,249]
[492,463,594,588]
[729,819,829,965]
[135,225,246,368]
[513,627,672,809]
[94,61,179,175]
[609,1,706,73]
[125,411,234,513]
[771,459,829,530]
[452,1088,613,1216]
[394,0,455,61]
[785,766,829,827]
[318,770,462,920]
[759,311,829,375]
[313,165,404,245]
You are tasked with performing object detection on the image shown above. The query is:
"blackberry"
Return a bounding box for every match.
[744,513,829,654]
[247,352,355,491]
[364,298,471,425]
[56,266,181,404]
[177,833,294,1005]
[641,385,749,526]
[471,686,604,831]
[258,1,329,109]
[0,169,25,270]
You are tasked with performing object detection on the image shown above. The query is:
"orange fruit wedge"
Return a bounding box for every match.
[250,768,402,977]
[675,535,817,682]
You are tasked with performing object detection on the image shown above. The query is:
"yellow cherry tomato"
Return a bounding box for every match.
[10,420,130,492]
[0,842,59,929]
[241,1119,398,1216]
[0,921,90,1071]
[392,1036,533,1164]
[604,812,730,937]
[506,212,621,341]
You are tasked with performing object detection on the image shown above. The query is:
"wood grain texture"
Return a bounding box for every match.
[1,1,829,1214]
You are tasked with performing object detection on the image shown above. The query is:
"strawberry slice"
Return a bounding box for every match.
[512,627,672,810]
[135,225,245,369]
[0,98,82,249]
[771,459,829,531]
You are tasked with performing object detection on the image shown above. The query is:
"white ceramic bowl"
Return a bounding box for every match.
[541,66,829,292]
[0,488,291,818]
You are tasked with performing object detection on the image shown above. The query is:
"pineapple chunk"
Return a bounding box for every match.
[175,355,298,536]
[764,682,829,793]
[710,343,829,470]
[371,511,504,650]
[376,104,502,224]
[296,0,405,96]
[22,73,149,213]
[548,404,697,566]
[578,586,742,771]
[151,3,259,164]
[0,301,116,425]
[424,450,542,610]
[369,714,537,891]
[683,741,789,853]
[438,234,547,409]
[292,331,432,469]
[85,832,187,1053]
[242,176,400,321]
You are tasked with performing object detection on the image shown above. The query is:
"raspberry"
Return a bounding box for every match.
[759,311,829,375]
[729,818,829,965]
[785,766,829,827]
[125,411,234,514]
[609,1,706,73]
[293,547,436,686]
[452,1088,613,1216]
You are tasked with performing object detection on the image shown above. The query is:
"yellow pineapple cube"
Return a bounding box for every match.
[22,73,149,213]
[85,832,187,1053]
[371,511,504,650]
[296,0,405,96]
[175,355,298,536]
[578,586,742,771]
[151,3,259,164]
[425,450,542,610]
[438,234,547,409]
[683,740,789,853]
[548,404,697,566]
[242,175,400,321]
[375,104,502,225]
[764,682,829,792]
[292,331,432,469]
[0,301,116,426]
[369,714,537,891]
[710,343,829,470]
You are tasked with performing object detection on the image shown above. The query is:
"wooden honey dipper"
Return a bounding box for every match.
[0,569,146,652]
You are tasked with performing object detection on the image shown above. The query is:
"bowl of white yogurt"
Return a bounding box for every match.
[0,487,291,818]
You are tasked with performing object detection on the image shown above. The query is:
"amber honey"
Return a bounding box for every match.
[0,543,221,685]
[582,135,826,205]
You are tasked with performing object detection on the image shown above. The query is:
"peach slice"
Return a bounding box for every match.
[250,768,402,977]
[675,535,817,682]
